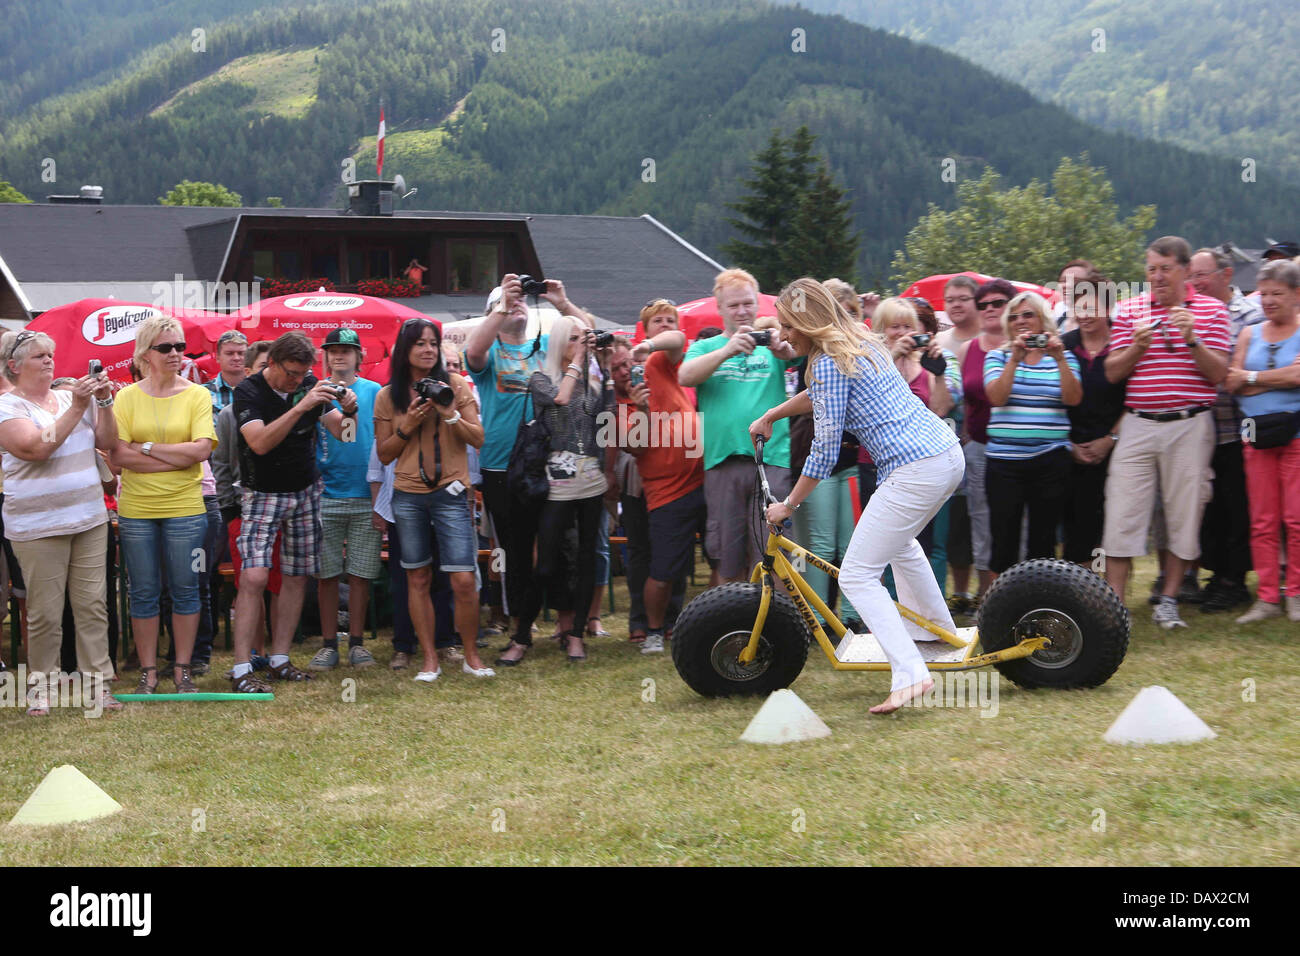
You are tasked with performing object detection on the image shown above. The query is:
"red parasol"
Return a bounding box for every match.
[630,293,779,344]
[900,272,1060,316]
[231,292,436,382]
[25,299,235,383]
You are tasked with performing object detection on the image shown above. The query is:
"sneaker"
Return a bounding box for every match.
[390,651,411,670]
[1199,579,1251,613]
[348,645,375,668]
[1287,597,1300,622]
[1236,600,1282,624]
[1178,574,1203,604]
[1148,575,1166,606]
[309,646,340,671]
[1152,598,1188,629]
[641,633,665,654]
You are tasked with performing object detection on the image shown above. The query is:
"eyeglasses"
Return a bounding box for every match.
[1267,342,1282,370]
[977,299,1008,310]
[217,331,249,346]
[150,342,187,354]
[1008,311,1038,322]
[643,298,677,309]
[7,330,38,355]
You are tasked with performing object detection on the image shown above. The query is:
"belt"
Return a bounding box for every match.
[1126,405,1211,422]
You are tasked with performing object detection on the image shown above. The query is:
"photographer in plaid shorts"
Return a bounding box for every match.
[229,332,360,692]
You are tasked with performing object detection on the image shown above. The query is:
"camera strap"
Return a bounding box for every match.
[417,411,443,491]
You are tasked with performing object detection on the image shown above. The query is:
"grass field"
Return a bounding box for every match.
[151,47,322,120]
[1,556,1295,866]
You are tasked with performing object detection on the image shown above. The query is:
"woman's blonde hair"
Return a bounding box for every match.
[776,277,888,381]
[133,314,185,371]
[822,278,862,321]
[870,297,919,336]
[1,330,56,383]
[1002,292,1052,341]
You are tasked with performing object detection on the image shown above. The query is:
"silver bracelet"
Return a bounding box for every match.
[442,410,462,425]
[95,397,114,408]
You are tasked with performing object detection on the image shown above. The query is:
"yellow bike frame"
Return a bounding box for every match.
[738,529,1049,671]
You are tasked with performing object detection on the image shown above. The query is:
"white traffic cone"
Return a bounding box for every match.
[8,765,123,826]
[1103,686,1217,745]
[740,688,831,744]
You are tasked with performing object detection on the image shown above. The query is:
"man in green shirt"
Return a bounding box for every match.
[679,268,797,583]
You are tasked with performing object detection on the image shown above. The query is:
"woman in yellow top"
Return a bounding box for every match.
[112,315,216,693]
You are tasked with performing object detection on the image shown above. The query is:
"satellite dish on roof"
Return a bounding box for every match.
[392,174,417,200]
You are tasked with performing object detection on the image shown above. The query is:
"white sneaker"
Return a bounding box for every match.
[1152,599,1187,630]
[1236,600,1282,624]
[1286,597,1300,622]
[641,633,665,654]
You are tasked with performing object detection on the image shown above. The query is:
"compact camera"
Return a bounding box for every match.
[88,359,103,376]
[747,330,772,347]
[630,364,645,387]
[911,333,932,347]
[414,377,455,405]
[517,274,549,297]
[593,331,616,348]
[1024,333,1050,348]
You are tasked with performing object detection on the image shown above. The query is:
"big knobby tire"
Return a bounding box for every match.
[977,558,1130,689]
[671,583,812,697]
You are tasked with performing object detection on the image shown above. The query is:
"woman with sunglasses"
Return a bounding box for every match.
[111,315,217,693]
[375,318,492,682]
[952,279,1013,606]
[496,315,614,666]
[0,330,121,714]
[1225,259,1300,622]
[982,293,1082,576]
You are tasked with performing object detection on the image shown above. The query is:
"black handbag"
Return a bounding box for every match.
[1244,410,1300,449]
[506,393,552,504]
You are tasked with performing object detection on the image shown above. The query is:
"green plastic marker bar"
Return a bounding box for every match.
[113,693,274,701]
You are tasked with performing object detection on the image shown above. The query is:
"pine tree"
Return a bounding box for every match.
[723,129,805,291]
[782,162,858,285]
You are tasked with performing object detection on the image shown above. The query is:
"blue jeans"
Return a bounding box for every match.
[391,487,477,571]
[119,513,208,618]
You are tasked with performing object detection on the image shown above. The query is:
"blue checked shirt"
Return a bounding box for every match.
[804,347,958,484]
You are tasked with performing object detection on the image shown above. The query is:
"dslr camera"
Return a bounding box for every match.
[593,331,616,348]
[747,330,772,347]
[911,333,932,347]
[1024,333,1050,349]
[414,377,455,406]
[517,274,548,297]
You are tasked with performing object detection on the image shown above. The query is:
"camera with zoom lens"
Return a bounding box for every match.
[415,377,455,406]
[1024,333,1050,348]
[747,330,772,347]
[911,333,932,347]
[593,331,616,348]
[517,274,548,297]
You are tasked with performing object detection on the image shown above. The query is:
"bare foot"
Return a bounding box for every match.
[869,677,934,715]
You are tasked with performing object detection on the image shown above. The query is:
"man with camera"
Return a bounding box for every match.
[228,331,360,691]
[465,273,594,631]
[309,327,383,670]
[1103,236,1232,628]
[678,268,798,583]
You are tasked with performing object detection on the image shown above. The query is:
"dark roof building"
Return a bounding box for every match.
[0,201,723,326]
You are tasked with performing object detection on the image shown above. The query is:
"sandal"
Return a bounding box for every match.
[231,671,272,693]
[629,630,647,645]
[265,660,313,682]
[494,641,530,667]
[566,633,588,663]
[587,617,609,637]
[174,663,198,694]
[134,665,158,695]
[96,689,124,712]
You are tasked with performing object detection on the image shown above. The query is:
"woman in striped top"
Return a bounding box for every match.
[752,279,963,715]
[983,292,1082,575]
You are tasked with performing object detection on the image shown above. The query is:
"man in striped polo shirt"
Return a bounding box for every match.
[1103,236,1232,628]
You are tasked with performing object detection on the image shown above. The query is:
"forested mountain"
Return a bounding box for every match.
[803,0,1300,185]
[1,0,1294,285]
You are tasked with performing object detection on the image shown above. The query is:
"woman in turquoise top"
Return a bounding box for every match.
[1225,259,1300,623]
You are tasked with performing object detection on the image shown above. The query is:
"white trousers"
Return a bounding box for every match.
[839,444,966,691]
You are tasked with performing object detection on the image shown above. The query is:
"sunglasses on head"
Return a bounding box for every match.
[643,298,677,310]
[150,342,187,354]
[977,299,1009,310]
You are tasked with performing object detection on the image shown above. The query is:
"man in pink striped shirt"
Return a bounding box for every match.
[1102,236,1232,628]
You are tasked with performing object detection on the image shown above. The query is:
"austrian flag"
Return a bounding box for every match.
[377,107,385,178]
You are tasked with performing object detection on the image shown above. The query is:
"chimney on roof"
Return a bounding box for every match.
[47,185,104,205]
[344,180,394,216]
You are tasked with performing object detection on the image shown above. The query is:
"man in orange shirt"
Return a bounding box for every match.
[622,300,706,654]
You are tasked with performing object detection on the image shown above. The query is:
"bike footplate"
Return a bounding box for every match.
[835,626,978,665]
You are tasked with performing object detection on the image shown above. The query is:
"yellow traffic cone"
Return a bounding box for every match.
[8,765,122,826]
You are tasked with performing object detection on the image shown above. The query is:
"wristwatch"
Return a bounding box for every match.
[442,411,462,426]
[782,495,800,511]
[1247,371,1259,385]
[1108,433,1119,443]
[142,441,154,457]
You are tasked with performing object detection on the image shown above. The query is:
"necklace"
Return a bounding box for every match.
[14,386,55,414]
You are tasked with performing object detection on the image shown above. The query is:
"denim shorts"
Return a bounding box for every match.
[391,486,477,572]
[119,512,208,617]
